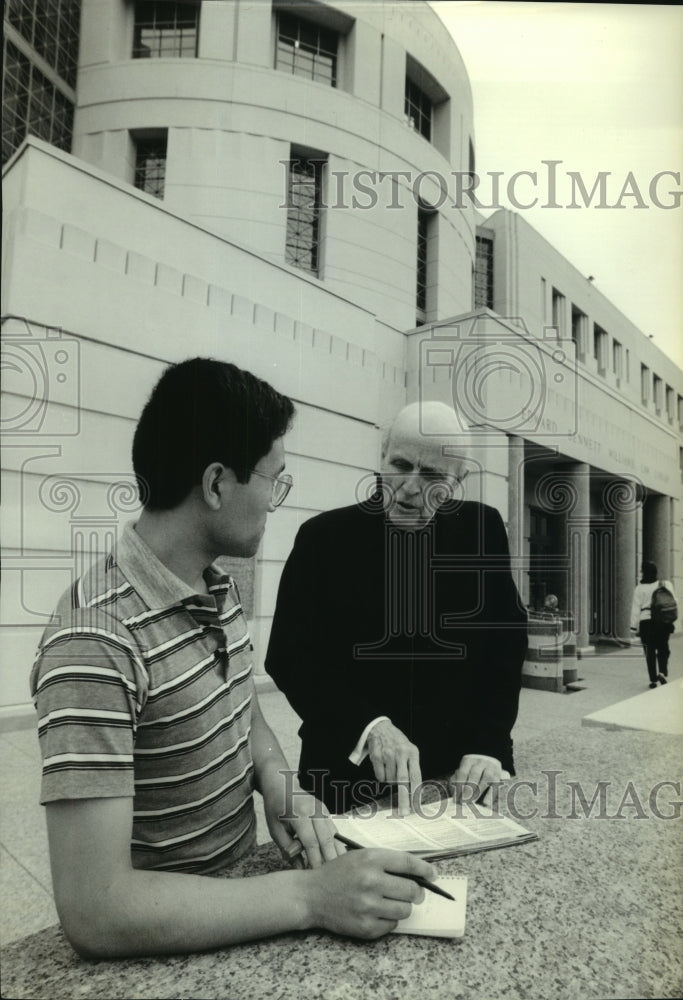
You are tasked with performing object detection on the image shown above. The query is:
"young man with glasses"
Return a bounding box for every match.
[266,400,528,816]
[31,358,433,957]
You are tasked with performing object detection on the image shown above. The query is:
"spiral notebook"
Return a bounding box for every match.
[393,876,467,938]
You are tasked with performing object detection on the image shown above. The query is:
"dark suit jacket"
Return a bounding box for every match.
[265,499,528,810]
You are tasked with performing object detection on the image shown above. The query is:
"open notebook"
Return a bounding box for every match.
[393,876,467,939]
[332,800,537,860]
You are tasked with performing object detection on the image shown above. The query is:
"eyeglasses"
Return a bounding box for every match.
[250,469,294,508]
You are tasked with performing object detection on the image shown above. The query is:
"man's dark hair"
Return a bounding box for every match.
[640,561,658,584]
[133,357,295,510]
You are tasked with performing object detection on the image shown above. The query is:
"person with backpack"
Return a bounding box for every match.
[630,560,678,688]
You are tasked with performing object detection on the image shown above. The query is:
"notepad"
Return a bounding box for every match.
[392,876,467,938]
[332,801,537,860]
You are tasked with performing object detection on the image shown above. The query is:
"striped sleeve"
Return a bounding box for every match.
[30,607,148,804]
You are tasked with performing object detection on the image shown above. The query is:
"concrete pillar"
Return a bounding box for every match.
[347,20,381,102]
[199,1,238,61]
[643,494,672,579]
[79,0,133,66]
[379,34,404,118]
[567,462,593,654]
[507,435,524,557]
[611,482,638,641]
[507,435,526,602]
[235,1,273,68]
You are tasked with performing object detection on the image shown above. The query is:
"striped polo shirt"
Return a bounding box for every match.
[30,522,256,874]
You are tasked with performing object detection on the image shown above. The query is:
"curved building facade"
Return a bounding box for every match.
[2,1,481,716]
[74,0,475,335]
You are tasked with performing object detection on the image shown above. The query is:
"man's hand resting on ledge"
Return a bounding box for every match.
[449,754,506,809]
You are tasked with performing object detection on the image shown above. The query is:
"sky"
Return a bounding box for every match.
[428,1,683,370]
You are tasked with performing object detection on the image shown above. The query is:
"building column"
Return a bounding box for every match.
[567,462,593,655]
[643,494,672,579]
[506,435,524,554]
[507,434,530,604]
[612,483,638,642]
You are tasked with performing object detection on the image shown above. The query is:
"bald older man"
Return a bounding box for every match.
[266,402,527,815]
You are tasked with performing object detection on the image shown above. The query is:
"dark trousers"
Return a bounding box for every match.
[639,619,672,682]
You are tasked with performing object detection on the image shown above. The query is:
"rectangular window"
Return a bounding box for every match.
[133,2,199,59]
[625,348,630,383]
[678,394,683,430]
[593,324,607,374]
[551,288,565,337]
[2,37,75,165]
[653,374,663,415]
[612,339,623,382]
[7,0,81,89]
[474,235,493,309]
[405,76,432,142]
[641,364,650,406]
[275,12,338,87]
[285,154,325,275]
[134,132,168,198]
[416,207,429,315]
[416,205,436,324]
[570,304,586,360]
[666,385,675,423]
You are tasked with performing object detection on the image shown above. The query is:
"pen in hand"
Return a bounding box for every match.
[333,832,455,901]
[285,838,306,868]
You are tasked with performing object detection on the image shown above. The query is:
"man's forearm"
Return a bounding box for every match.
[68,864,313,958]
[46,792,319,959]
[250,689,294,800]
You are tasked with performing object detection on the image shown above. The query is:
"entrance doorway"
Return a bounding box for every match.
[589,523,617,639]
[529,507,564,611]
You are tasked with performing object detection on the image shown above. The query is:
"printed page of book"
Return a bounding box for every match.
[392,876,467,938]
[333,802,532,854]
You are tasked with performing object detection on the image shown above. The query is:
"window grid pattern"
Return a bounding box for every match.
[612,339,623,381]
[2,38,74,164]
[571,305,586,357]
[666,386,675,422]
[551,288,565,337]
[474,236,493,309]
[276,12,338,87]
[134,135,168,199]
[133,2,199,59]
[653,374,663,413]
[285,157,323,275]
[6,0,81,88]
[416,209,430,313]
[405,78,432,141]
[593,325,607,373]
